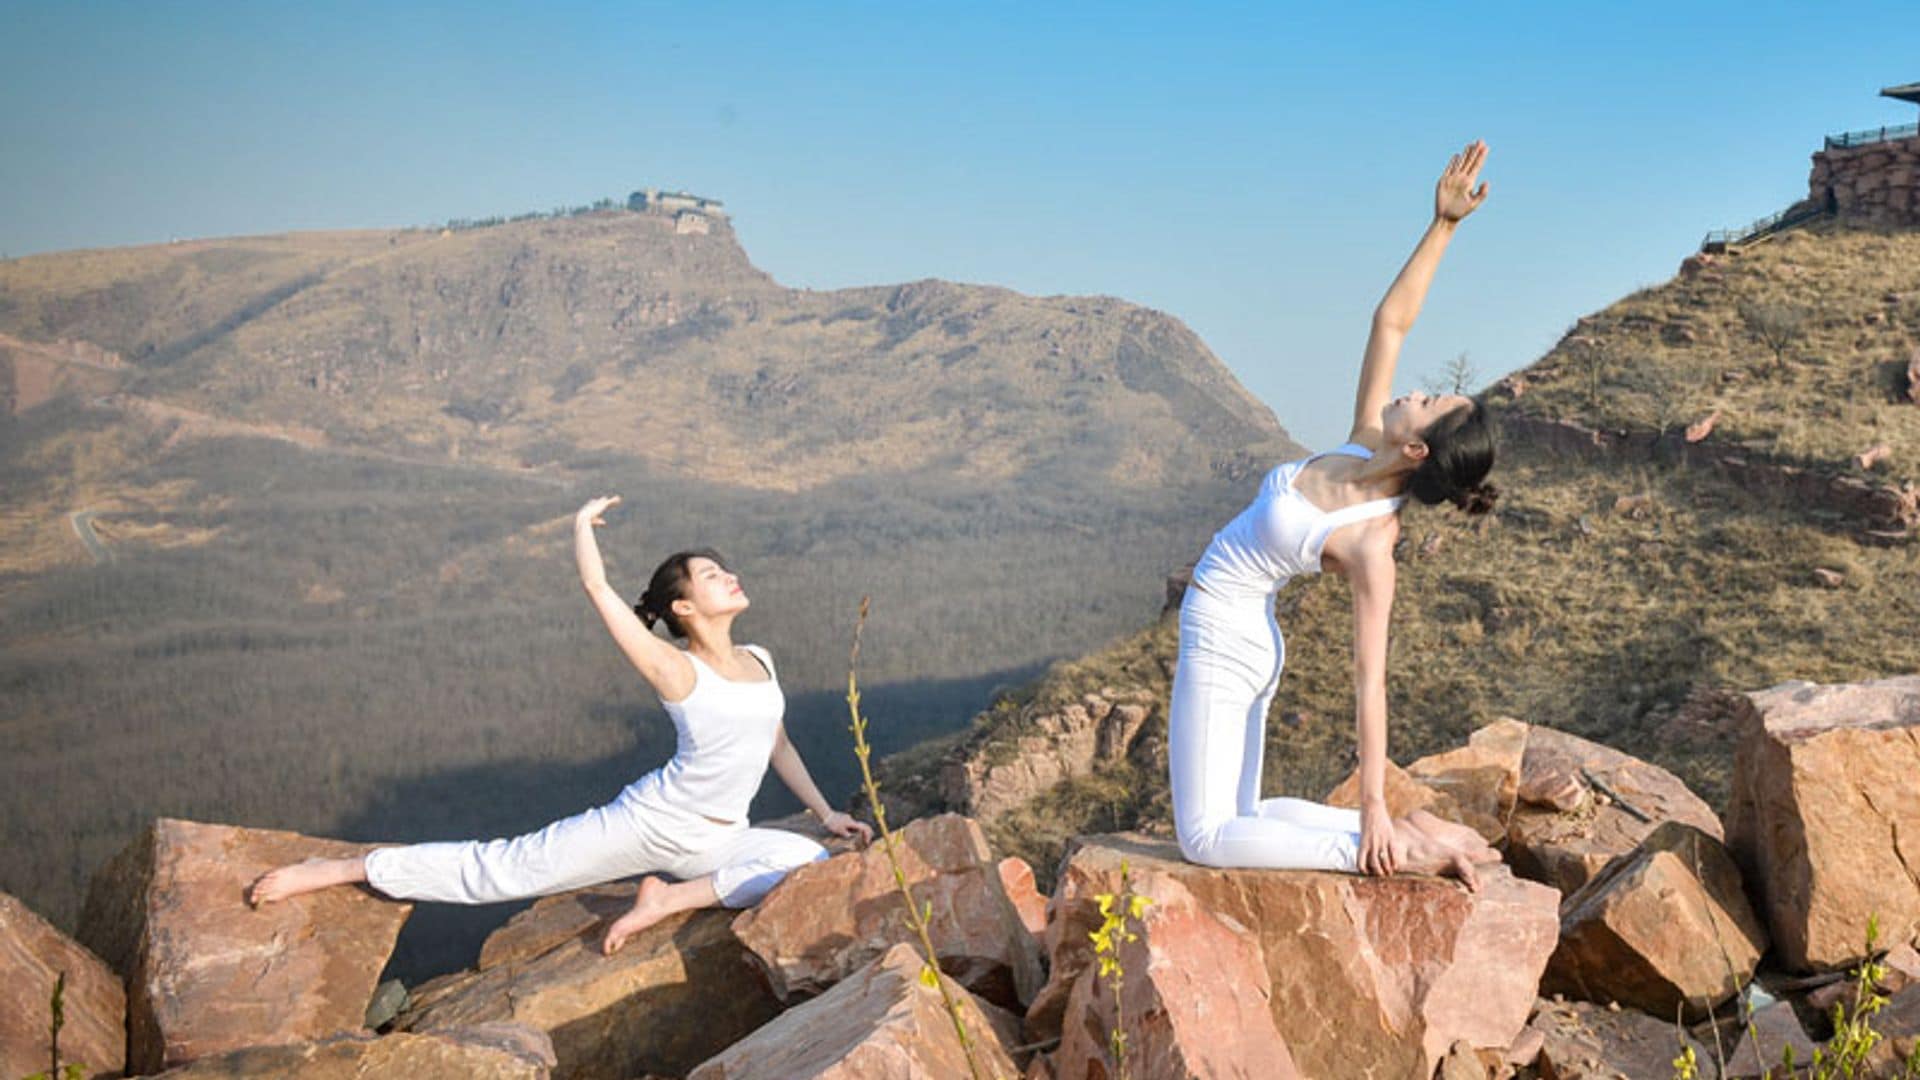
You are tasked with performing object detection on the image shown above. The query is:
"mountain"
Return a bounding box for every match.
[0,204,1299,979]
[884,222,1920,885]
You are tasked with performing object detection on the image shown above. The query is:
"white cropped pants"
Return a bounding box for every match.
[362,773,827,908]
[1168,584,1362,871]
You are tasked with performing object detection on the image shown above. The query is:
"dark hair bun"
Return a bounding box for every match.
[1453,482,1499,516]
[634,590,663,630]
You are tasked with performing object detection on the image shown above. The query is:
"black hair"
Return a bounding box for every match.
[634,549,728,638]
[1407,401,1499,516]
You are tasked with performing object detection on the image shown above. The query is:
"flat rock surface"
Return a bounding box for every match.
[76,818,411,1074]
[146,1023,556,1078]
[1052,877,1301,1079]
[0,890,126,1079]
[1029,833,1560,1080]
[1526,997,1718,1080]
[402,891,780,1080]
[688,942,1020,1080]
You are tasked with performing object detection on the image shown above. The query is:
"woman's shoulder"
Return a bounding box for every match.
[740,644,777,678]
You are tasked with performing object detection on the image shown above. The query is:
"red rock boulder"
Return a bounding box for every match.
[1726,677,1920,972]
[687,942,1020,1080]
[731,814,1043,1009]
[1,891,126,1079]
[146,1023,555,1078]
[75,818,411,1074]
[1027,834,1560,1080]
[1544,822,1768,1020]
[1051,876,1300,1079]
[401,885,781,1080]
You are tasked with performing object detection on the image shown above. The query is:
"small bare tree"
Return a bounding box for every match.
[1738,300,1808,373]
[1423,352,1480,396]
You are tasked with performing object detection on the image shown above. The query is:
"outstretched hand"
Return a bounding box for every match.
[820,810,874,846]
[1435,140,1490,223]
[577,494,621,527]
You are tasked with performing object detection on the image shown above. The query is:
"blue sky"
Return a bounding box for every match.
[3,2,1917,449]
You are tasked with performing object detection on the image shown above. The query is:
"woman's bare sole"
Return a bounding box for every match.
[247,857,366,907]
[1405,810,1504,865]
[602,877,671,955]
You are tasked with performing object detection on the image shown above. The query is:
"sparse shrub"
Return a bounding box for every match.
[1739,300,1810,373]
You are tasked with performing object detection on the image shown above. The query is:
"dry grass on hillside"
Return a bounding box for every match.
[966,438,1920,883]
[1508,225,1920,488]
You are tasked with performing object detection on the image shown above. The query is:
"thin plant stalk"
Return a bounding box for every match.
[846,596,993,1080]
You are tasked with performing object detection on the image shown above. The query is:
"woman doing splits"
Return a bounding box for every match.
[1170,141,1506,887]
[249,495,872,954]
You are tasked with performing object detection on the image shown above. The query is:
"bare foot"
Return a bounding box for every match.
[1406,810,1504,865]
[247,857,363,907]
[1394,824,1481,893]
[603,877,670,956]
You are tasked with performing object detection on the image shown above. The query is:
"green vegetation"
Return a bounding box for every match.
[17,972,86,1080]
[1090,860,1152,1080]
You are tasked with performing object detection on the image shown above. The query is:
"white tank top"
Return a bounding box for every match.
[646,644,785,822]
[1190,443,1407,602]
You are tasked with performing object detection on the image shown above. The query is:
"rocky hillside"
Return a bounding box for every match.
[883,223,1920,886]
[0,205,1298,979]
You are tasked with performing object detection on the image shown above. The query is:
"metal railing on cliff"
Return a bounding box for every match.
[1700,200,1832,251]
[1825,122,1920,150]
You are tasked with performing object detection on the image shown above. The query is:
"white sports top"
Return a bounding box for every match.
[1190,443,1407,602]
[647,644,784,823]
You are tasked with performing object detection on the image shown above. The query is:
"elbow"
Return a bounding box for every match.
[1372,306,1411,335]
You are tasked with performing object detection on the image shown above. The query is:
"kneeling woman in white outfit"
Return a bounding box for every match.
[249,494,872,955]
[1170,141,1508,888]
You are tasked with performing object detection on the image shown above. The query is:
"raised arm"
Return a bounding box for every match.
[1349,140,1489,444]
[574,495,695,702]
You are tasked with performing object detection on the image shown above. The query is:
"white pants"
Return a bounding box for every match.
[362,773,827,908]
[1168,584,1362,871]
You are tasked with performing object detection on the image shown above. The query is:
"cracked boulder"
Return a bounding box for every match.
[1726,676,1920,972]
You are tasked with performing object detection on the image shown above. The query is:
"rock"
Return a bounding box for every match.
[1813,567,1848,588]
[1324,758,1462,821]
[146,1023,556,1078]
[687,943,1020,1080]
[1857,444,1893,470]
[401,889,780,1080]
[1506,726,1724,897]
[1726,677,1920,971]
[1612,493,1653,519]
[1051,877,1300,1079]
[1,891,126,1080]
[1725,1000,1819,1078]
[1404,718,1531,843]
[1026,834,1559,1080]
[75,818,411,1074]
[1544,822,1768,1019]
[1505,1025,1544,1068]
[1526,997,1716,1080]
[997,857,1048,945]
[1863,984,1920,1078]
[1906,348,1920,403]
[732,814,1043,1010]
[364,979,408,1030]
[1395,719,1721,895]
[1685,410,1720,443]
[941,694,1154,821]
